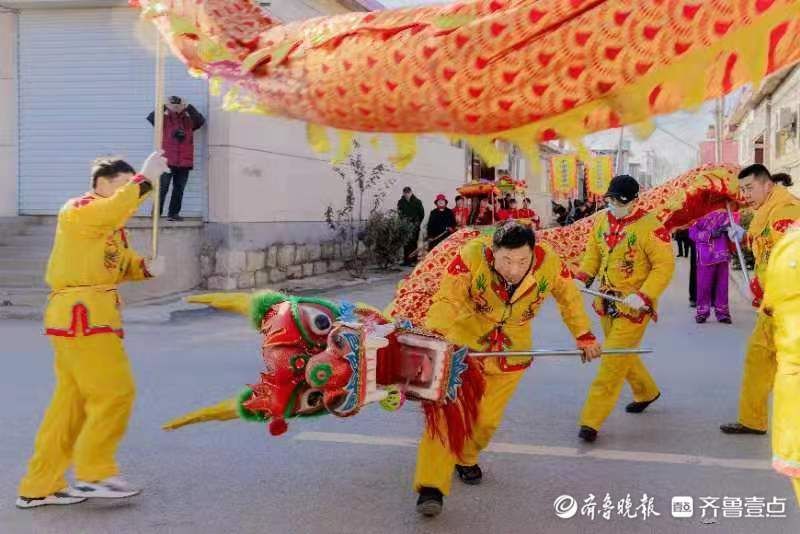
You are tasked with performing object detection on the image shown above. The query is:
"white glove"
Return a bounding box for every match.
[145,256,166,278]
[726,222,746,243]
[622,293,647,311]
[140,150,169,183]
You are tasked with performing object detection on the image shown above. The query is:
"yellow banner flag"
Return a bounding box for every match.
[549,155,578,199]
[585,155,614,199]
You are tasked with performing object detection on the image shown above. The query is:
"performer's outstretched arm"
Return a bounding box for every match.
[62,177,150,231]
[550,260,596,342]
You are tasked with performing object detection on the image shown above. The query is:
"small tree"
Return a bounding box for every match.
[324,140,396,276]
[363,211,415,270]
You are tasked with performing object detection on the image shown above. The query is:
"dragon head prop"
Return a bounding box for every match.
[172,290,484,457]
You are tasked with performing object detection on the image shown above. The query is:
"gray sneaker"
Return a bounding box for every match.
[16,489,87,509]
[70,477,141,499]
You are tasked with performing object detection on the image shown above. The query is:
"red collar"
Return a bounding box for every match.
[607,208,647,227]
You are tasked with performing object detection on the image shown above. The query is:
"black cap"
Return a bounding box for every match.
[168,96,182,105]
[605,174,639,204]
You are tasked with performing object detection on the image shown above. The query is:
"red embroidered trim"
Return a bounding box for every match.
[653,226,671,243]
[772,218,795,233]
[750,277,764,308]
[532,245,546,271]
[72,195,95,208]
[498,357,532,372]
[605,209,648,249]
[447,254,470,276]
[141,258,153,278]
[574,271,591,283]
[44,303,124,339]
[576,332,596,343]
[131,174,148,184]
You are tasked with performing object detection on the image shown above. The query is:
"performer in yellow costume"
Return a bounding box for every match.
[407,221,602,517]
[16,152,168,509]
[574,175,675,442]
[762,227,800,506]
[721,166,800,436]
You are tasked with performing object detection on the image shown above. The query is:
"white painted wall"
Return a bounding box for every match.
[208,104,465,225]
[0,11,18,217]
[771,67,800,176]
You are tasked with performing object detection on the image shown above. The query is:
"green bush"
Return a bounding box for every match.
[363,211,415,270]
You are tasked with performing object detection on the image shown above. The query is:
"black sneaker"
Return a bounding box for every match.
[416,487,443,517]
[720,422,767,435]
[626,392,661,413]
[695,316,707,324]
[718,317,732,324]
[455,464,482,485]
[16,490,87,509]
[167,215,184,222]
[578,425,598,442]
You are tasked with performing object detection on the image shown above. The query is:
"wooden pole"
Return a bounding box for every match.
[151,35,165,259]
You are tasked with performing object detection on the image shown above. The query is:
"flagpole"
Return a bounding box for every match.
[151,35,165,259]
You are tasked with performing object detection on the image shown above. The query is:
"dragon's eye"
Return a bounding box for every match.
[307,310,332,336]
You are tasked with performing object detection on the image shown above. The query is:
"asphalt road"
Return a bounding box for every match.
[1,258,798,533]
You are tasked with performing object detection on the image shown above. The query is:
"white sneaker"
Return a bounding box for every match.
[16,489,87,509]
[70,477,141,499]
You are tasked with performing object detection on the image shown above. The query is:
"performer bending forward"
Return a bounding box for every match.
[407,220,602,517]
[16,152,168,509]
[574,175,675,443]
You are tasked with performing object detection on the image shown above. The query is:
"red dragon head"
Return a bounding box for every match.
[240,292,343,435]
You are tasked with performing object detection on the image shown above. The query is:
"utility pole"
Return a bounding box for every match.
[615,127,625,174]
[715,97,724,163]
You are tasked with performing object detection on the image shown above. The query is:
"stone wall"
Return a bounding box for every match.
[119,221,204,303]
[203,240,354,290]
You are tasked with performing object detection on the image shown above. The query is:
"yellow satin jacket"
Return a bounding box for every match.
[44,177,152,338]
[576,210,675,322]
[747,186,800,304]
[423,235,595,374]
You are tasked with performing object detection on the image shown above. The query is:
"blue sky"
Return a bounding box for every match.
[375,0,718,178]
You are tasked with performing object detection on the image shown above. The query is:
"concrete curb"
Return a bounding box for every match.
[122,270,407,324]
[0,270,408,324]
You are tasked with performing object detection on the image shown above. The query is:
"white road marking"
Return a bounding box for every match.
[293,431,771,471]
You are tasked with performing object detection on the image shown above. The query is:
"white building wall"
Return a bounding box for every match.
[770,67,800,177]
[0,11,18,217]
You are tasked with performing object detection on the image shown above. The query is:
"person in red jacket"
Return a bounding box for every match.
[516,198,541,230]
[496,200,513,221]
[147,96,205,221]
[471,197,495,226]
[453,195,471,228]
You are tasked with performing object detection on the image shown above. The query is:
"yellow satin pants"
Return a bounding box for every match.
[413,366,524,496]
[737,313,776,432]
[579,315,659,430]
[18,334,135,497]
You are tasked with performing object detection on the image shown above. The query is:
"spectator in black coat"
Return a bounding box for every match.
[426,194,457,250]
[397,186,425,265]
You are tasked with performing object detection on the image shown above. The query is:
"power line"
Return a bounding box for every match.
[653,125,701,153]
